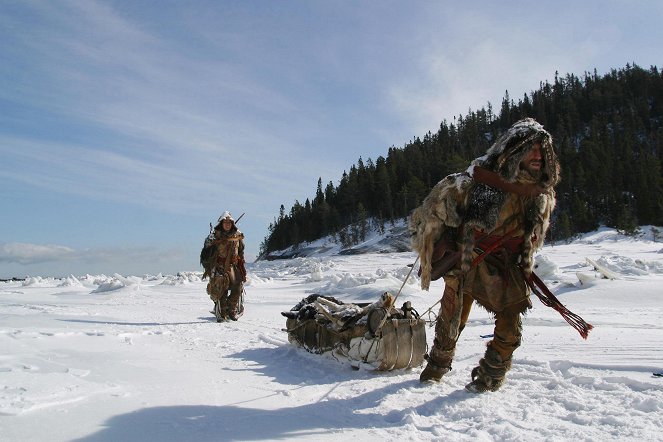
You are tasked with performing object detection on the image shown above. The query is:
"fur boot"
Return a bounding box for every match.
[465,345,512,393]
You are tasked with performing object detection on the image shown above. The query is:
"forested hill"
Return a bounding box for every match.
[260,64,663,257]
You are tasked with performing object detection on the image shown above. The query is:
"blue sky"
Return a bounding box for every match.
[1,1,662,277]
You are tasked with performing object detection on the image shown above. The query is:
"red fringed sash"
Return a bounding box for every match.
[523,269,593,339]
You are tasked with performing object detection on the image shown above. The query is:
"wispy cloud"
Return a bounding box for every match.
[381,2,659,136]
[0,240,186,276]
[1,1,340,215]
[0,242,75,265]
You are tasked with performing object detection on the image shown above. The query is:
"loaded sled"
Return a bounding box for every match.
[282,293,427,371]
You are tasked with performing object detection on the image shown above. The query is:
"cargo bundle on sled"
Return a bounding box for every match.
[281,292,426,371]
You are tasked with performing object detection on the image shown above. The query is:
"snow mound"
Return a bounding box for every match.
[596,255,663,276]
[58,275,83,287]
[160,272,202,285]
[534,254,560,279]
[91,278,126,293]
[21,276,55,287]
[90,274,136,293]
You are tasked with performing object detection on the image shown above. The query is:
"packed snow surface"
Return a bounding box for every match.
[1,227,662,441]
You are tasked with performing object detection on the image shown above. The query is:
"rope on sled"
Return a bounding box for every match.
[419,300,441,326]
[361,256,420,364]
[372,256,419,336]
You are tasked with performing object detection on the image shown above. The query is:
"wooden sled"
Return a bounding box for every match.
[283,294,426,371]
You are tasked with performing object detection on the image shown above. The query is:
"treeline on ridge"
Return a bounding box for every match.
[260,63,663,256]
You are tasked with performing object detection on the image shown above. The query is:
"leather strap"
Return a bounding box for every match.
[473,166,544,197]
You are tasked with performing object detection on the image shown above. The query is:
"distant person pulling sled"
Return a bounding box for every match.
[200,211,247,322]
[410,118,590,392]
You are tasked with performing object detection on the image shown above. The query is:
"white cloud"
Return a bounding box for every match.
[381,2,662,136]
[0,241,189,277]
[0,242,75,265]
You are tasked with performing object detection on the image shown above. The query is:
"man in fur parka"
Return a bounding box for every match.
[203,211,247,322]
[409,118,560,392]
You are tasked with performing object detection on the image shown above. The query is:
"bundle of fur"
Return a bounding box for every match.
[281,292,396,330]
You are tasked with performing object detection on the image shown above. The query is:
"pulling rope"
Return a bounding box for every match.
[372,256,420,335]
[361,256,420,364]
[419,299,441,325]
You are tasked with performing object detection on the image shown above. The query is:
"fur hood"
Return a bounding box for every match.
[410,118,559,290]
[471,118,559,188]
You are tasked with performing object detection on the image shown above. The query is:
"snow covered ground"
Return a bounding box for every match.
[1,227,663,441]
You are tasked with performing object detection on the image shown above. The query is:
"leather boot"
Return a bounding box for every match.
[420,348,454,383]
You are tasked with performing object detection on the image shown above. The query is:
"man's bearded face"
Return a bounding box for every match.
[520,142,543,177]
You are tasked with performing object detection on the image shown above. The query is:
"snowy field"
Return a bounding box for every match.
[1,227,663,441]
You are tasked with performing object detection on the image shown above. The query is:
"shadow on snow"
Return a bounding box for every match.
[74,345,474,441]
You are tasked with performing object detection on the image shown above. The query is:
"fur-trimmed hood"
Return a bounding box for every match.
[410,118,560,290]
[471,118,559,188]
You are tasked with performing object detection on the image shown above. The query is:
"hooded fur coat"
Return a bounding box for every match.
[410,118,560,291]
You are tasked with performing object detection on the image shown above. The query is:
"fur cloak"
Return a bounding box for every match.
[410,118,560,290]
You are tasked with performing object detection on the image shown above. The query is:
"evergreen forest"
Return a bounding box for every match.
[260,64,663,256]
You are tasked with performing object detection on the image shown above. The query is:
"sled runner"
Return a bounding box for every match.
[282,293,426,371]
[585,257,620,280]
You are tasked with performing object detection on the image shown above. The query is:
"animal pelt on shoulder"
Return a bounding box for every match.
[200,233,218,279]
[200,228,244,279]
[409,173,473,290]
[410,118,560,290]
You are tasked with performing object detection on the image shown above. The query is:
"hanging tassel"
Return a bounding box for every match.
[523,269,593,339]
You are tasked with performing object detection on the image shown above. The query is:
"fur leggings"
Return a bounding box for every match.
[207,266,243,314]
